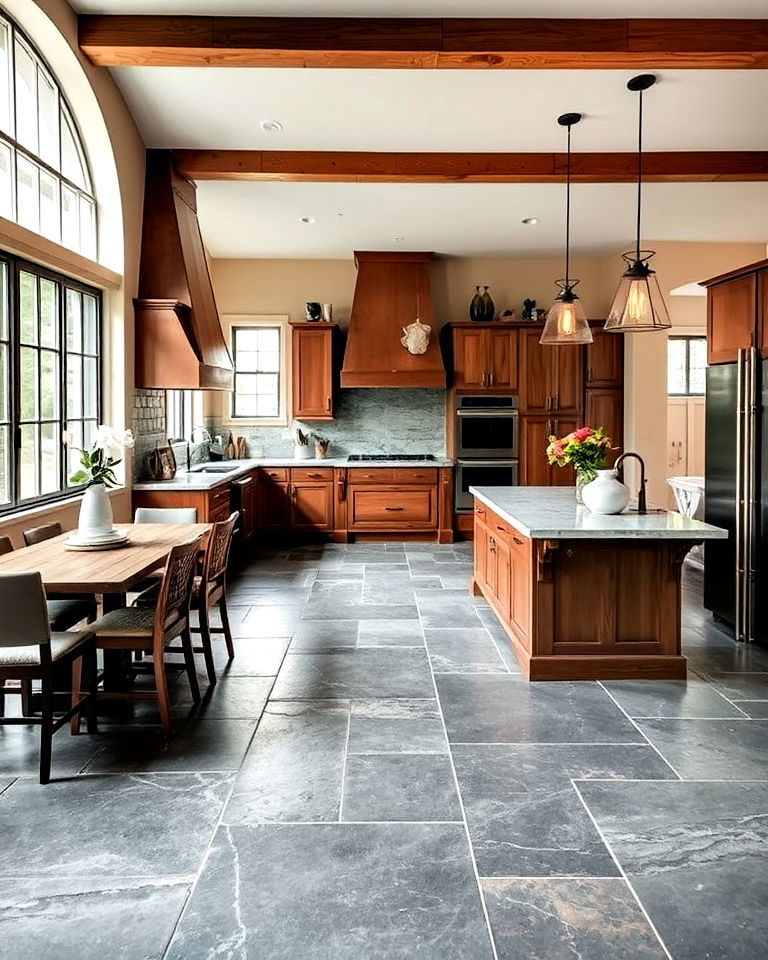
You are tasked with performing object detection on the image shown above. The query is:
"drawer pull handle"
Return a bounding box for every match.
[307,473,322,478]
[384,506,404,511]
[513,537,523,545]
[496,525,505,532]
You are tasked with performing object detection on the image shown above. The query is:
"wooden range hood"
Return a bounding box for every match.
[134,150,233,390]
[341,251,445,388]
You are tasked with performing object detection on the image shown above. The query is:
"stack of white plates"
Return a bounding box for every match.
[64,528,131,551]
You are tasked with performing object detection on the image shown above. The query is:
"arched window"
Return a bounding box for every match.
[0,12,96,258]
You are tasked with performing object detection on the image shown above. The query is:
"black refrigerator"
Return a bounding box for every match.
[704,346,766,643]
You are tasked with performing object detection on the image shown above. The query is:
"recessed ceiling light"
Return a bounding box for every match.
[260,119,283,133]
[300,216,316,224]
[521,217,539,225]
[392,236,405,242]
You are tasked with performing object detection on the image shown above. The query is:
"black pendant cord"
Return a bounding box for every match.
[565,121,571,287]
[635,88,643,263]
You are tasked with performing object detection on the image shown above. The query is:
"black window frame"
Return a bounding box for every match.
[667,335,707,398]
[0,249,102,516]
[230,324,282,421]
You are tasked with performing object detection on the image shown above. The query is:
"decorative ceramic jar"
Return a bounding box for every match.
[581,469,630,515]
[469,286,495,322]
[78,483,115,540]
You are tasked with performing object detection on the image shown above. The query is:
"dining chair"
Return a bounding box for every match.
[134,507,198,524]
[0,572,97,784]
[0,536,12,555]
[76,534,205,734]
[23,522,64,546]
[20,522,98,630]
[136,512,238,686]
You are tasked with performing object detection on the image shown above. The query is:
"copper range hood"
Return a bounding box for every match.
[341,251,446,388]
[134,150,233,390]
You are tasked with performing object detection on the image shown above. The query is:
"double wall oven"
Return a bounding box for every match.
[454,395,519,510]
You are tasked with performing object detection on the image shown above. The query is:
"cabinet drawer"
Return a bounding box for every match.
[291,467,333,482]
[349,486,437,528]
[207,485,231,509]
[209,503,231,523]
[259,467,289,482]
[347,468,394,484]
[395,468,438,484]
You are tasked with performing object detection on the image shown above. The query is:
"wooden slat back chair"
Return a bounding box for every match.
[23,522,63,546]
[79,535,205,734]
[189,511,238,684]
[20,523,98,629]
[0,536,12,555]
[0,572,97,784]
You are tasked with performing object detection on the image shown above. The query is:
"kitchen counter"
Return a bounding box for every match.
[133,457,453,492]
[470,486,728,682]
[469,486,727,541]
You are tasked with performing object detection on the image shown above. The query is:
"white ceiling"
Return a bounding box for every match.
[195,181,768,259]
[112,67,768,153]
[71,0,768,16]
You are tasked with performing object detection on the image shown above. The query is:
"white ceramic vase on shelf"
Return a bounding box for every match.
[77,483,115,540]
[294,445,312,460]
[581,469,630,515]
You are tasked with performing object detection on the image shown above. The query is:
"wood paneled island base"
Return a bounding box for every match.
[471,487,728,681]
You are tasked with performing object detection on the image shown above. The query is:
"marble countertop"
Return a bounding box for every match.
[133,457,453,492]
[470,486,729,540]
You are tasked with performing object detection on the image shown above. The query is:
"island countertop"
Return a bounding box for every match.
[469,486,728,541]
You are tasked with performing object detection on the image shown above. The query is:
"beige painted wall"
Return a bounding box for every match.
[0,0,145,544]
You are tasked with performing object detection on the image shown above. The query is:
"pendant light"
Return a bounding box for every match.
[605,75,671,332]
[540,112,592,346]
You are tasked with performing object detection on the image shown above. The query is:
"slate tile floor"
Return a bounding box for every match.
[0,547,767,958]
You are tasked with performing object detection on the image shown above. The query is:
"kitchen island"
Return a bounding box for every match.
[470,486,728,681]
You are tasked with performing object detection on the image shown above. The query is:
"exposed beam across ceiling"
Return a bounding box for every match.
[78,16,768,68]
[173,150,768,183]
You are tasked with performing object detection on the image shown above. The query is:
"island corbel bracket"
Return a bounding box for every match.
[536,540,560,583]
[668,540,700,582]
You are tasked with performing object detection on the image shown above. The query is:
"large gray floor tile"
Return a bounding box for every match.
[733,701,768,718]
[272,649,435,699]
[291,619,359,652]
[577,780,768,960]
[437,675,641,744]
[424,627,508,673]
[224,701,349,824]
[361,571,416,605]
[0,876,190,960]
[0,726,102,779]
[348,699,447,754]
[453,743,673,877]
[214,636,290,676]
[302,598,420,621]
[342,754,461,822]
[635,718,768,779]
[417,595,483,629]
[84,719,258,773]
[172,675,274,719]
[708,672,768,701]
[602,679,744,718]
[238,604,303,636]
[166,823,495,960]
[0,773,232,876]
[483,878,666,960]
[357,619,425,647]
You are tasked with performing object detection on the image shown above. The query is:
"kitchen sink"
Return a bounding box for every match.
[189,463,241,474]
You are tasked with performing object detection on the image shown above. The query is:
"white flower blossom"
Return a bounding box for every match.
[94,425,135,460]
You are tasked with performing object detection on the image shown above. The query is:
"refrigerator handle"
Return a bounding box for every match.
[745,346,758,643]
[735,348,745,642]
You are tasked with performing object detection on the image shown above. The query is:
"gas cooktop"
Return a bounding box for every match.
[347,454,437,462]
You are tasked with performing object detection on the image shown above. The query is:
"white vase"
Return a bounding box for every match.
[581,469,630,515]
[294,445,312,460]
[78,483,115,540]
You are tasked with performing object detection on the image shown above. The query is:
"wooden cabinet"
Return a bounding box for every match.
[348,485,437,531]
[521,416,578,486]
[519,328,583,416]
[291,481,334,532]
[586,388,623,463]
[132,484,231,524]
[450,325,518,391]
[706,274,756,365]
[760,270,768,360]
[586,327,623,388]
[258,477,289,532]
[291,322,337,419]
[232,474,257,539]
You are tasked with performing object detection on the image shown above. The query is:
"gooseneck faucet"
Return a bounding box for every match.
[615,452,647,514]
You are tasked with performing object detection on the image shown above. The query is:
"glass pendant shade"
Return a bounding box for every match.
[605,252,672,332]
[540,283,592,344]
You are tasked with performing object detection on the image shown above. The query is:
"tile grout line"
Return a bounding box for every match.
[338,704,353,824]
[571,781,674,960]
[416,599,501,960]
[597,682,684,780]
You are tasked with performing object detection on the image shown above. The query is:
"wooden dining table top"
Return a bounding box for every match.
[0,523,211,594]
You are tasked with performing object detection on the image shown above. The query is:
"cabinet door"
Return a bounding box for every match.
[488,328,519,390]
[707,274,756,365]
[551,417,579,486]
[760,270,768,360]
[586,388,623,464]
[474,515,489,589]
[453,327,488,390]
[553,345,584,416]
[493,534,512,623]
[290,482,334,531]
[508,538,531,647]
[292,325,333,419]
[519,328,551,414]
[258,481,289,532]
[521,416,555,485]
[587,328,623,388]
[348,485,437,529]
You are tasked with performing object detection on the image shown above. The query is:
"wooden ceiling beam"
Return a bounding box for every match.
[78,16,768,68]
[173,150,768,184]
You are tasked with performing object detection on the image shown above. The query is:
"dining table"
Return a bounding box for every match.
[0,522,211,696]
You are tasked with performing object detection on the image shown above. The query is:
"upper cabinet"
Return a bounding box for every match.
[449,324,519,392]
[291,322,338,420]
[586,326,624,388]
[702,259,768,365]
[519,327,583,416]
